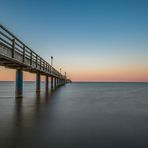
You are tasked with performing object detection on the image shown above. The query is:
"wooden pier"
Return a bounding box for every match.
[0,24,71,98]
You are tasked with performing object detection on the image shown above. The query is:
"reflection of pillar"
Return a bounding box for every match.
[51,77,53,90]
[57,78,59,86]
[36,72,40,92]
[45,75,48,91]
[54,77,56,88]
[56,78,58,87]
[59,79,61,85]
[16,69,23,98]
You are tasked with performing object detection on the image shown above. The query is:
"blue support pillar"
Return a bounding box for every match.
[45,75,48,91]
[57,78,59,86]
[16,69,23,98]
[36,72,40,92]
[63,79,65,85]
[54,77,56,88]
[59,79,61,86]
[61,79,63,85]
[51,77,54,90]
[58,79,60,86]
[58,79,59,86]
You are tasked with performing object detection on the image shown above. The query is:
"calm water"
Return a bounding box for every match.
[0,82,148,148]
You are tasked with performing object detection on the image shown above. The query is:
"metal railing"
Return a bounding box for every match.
[0,24,66,79]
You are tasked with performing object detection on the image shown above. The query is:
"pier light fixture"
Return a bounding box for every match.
[51,56,53,67]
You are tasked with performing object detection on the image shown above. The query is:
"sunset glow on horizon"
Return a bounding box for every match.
[0,65,148,82]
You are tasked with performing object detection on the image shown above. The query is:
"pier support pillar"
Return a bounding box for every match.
[54,77,57,88]
[36,72,40,92]
[59,79,61,86]
[16,69,23,98]
[58,79,60,86]
[57,78,59,86]
[45,75,48,91]
[61,79,63,85]
[51,77,54,90]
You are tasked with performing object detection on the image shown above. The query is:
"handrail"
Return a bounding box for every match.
[0,24,66,79]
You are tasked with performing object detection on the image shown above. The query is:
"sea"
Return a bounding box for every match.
[0,82,148,148]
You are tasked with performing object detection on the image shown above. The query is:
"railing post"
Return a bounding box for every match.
[12,39,15,58]
[40,58,42,69]
[48,65,50,72]
[43,61,44,71]
[43,61,45,71]
[49,66,51,73]
[45,62,46,71]
[36,55,38,68]
[30,51,32,65]
[15,69,23,98]
[46,63,48,72]
[23,45,25,62]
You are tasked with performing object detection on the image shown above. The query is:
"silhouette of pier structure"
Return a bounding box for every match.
[0,24,71,98]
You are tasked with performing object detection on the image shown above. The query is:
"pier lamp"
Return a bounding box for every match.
[51,56,53,67]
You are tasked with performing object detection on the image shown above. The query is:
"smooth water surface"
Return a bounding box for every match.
[0,82,148,148]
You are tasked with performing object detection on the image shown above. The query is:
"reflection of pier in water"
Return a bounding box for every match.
[0,24,71,98]
[0,89,56,148]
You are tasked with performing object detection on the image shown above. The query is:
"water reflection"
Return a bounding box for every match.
[1,83,148,148]
[15,89,53,123]
[0,88,56,148]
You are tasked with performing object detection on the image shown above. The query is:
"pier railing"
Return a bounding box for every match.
[0,24,66,79]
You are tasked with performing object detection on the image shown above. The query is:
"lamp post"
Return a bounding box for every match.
[59,68,62,85]
[50,56,53,74]
[51,56,53,67]
[50,56,53,89]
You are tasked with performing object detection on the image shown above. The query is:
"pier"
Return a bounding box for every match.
[0,24,71,98]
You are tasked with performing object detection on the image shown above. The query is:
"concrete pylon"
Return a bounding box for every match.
[36,72,40,92]
[16,69,23,98]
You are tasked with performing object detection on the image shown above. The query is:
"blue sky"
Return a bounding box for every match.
[0,0,148,81]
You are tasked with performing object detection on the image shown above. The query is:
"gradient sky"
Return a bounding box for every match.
[0,0,148,81]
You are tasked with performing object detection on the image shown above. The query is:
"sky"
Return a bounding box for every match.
[0,0,148,82]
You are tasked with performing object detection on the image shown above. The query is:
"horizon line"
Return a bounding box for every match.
[0,80,148,83]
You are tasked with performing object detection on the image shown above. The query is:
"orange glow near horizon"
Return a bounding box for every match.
[0,67,46,81]
[65,62,148,82]
[0,66,147,82]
